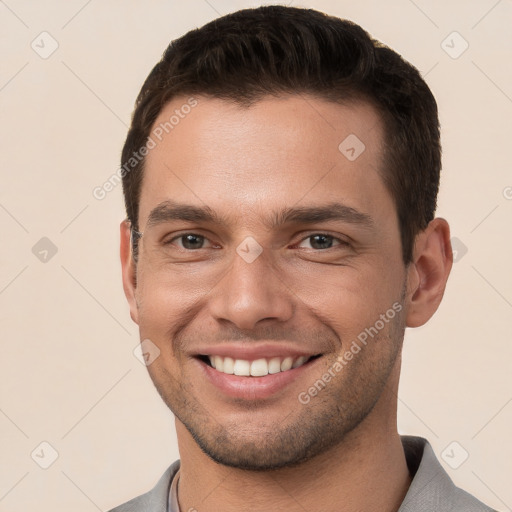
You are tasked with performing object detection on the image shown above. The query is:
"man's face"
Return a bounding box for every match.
[124,94,410,470]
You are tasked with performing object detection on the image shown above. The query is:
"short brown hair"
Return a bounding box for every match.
[121,5,441,263]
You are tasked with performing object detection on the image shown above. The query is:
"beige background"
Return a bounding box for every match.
[1,0,511,511]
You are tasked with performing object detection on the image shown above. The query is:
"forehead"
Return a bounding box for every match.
[139,94,392,229]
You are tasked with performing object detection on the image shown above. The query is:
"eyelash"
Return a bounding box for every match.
[163,232,350,251]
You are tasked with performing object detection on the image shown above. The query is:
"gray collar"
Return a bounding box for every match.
[398,436,494,511]
[111,436,494,511]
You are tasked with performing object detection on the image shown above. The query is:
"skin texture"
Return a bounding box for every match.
[120,94,452,512]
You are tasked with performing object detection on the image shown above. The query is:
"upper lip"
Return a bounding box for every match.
[194,343,321,361]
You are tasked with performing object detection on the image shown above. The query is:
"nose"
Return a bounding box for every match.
[207,247,294,330]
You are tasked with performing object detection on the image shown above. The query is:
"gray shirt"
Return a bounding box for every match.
[109,436,496,511]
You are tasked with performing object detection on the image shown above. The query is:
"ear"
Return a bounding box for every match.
[405,218,453,328]
[120,220,139,325]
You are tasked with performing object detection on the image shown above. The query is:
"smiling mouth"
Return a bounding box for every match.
[197,354,322,377]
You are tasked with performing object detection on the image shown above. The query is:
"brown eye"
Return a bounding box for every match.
[168,233,210,250]
[298,234,346,250]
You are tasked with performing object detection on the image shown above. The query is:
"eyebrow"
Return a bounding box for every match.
[144,200,374,231]
[146,201,221,228]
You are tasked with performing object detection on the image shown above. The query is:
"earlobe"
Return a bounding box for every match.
[120,220,140,325]
[405,218,453,328]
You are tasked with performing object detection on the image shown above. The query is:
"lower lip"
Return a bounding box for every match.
[196,358,319,400]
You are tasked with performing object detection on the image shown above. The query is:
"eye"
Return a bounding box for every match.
[297,234,347,250]
[167,233,215,250]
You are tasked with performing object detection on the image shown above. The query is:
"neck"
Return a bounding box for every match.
[175,391,411,512]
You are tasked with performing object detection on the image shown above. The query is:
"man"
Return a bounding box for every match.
[112,5,495,512]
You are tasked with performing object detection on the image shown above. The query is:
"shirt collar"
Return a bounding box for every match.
[167,436,483,512]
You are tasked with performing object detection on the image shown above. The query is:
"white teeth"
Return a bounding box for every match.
[280,357,293,372]
[292,356,307,369]
[233,359,251,376]
[205,354,314,376]
[250,359,268,376]
[214,355,224,372]
[223,357,234,374]
[268,357,282,374]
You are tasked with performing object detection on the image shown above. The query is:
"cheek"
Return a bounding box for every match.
[134,261,222,365]
[136,259,208,312]
[134,265,190,342]
[286,260,403,336]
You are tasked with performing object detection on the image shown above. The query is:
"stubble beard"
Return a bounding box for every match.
[147,305,406,471]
